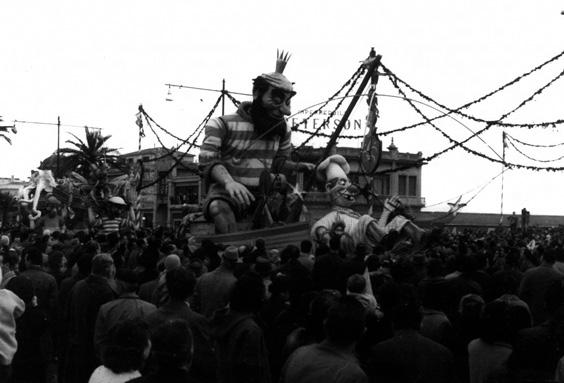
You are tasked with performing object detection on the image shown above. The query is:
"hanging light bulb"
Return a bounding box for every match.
[166,85,173,102]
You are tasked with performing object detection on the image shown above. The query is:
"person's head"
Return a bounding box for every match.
[102,319,150,374]
[46,196,61,218]
[254,256,273,278]
[151,319,193,371]
[91,253,115,279]
[458,293,485,321]
[269,273,291,298]
[76,253,94,276]
[542,248,557,265]
[365,254,381,272]
[4,248,20,271]
[220,245,239,268]
[329,235,341,253]
[6,275,34,304]
[116,269,139,293]
[390,284,422,331]
[1,235,10,247]
[324,296,366,347]
[164,254,181,272]
[166,267,196,301]
[300,240,313,254]
[47,250,66,273]
[479,300,513,343]
[230,272,265,313]
[25,246,43,266]
[347,274,366,295]
[255,238,266,251]
[280,244,300,263]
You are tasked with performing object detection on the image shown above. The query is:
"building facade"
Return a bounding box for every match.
[120,148,201,228]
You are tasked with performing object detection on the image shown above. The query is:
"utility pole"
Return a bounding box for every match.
[222,79,226,115]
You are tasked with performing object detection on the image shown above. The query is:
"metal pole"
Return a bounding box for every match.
[321,52,382,160]
[499,132,506,224]
[57,116,61,177]
[222,79,226,115]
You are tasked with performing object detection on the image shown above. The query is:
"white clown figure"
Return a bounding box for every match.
[311,154,425,248]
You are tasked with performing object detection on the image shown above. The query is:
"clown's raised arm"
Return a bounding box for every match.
[198,50,314,234]
[311,154,425,248]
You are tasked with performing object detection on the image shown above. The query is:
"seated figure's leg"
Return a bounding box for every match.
[208,199,237,234]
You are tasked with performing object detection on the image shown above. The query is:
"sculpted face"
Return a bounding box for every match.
[260,86,293,120]
[251,85,295,139]
[327,178,359,208]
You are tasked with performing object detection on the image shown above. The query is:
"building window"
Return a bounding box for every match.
[157,172,168,196]
[172,184,199,204]
[374,175,390,196]
[399,175,417,196]
[408,175,417,196]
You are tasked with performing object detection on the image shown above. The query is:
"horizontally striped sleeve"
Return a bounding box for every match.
[198,117,226,182]
[199,117,226,164]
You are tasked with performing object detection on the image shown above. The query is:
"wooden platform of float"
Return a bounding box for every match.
[194,221,310,249]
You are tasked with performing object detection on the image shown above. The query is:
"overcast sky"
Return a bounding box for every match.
[2,0,564,215]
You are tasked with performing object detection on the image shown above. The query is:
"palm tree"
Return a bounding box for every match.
[59,127,123,178]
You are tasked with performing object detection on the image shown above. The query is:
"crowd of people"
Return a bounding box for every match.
[0,222,564,383]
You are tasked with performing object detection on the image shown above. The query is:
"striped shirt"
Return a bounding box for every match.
[199,103,292,187]
[100,217,122,235]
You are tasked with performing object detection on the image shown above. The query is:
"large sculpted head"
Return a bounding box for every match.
[316,155,359,208]
[251,50,296,139]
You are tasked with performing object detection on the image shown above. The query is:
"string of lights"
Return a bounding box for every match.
[141,107,185,143]
[380,48,564,129]
[385,68,502,162]
[141,115,198,170]
[506,136,564,163]
[374,68,564,174]
[506,132,564,148]
[137,94,223,163]
[224,92,242,108]
[136,96,223,190]
[386,61,564,163]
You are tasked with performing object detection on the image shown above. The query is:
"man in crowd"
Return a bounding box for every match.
[64,253,117,383]
[94,269,156,356]
[198,51,314,233]
[146,267,216,383]
[280,296,368,383]
[192,245,239,318]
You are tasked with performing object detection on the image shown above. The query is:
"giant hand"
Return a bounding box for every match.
[225,180,255,207]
